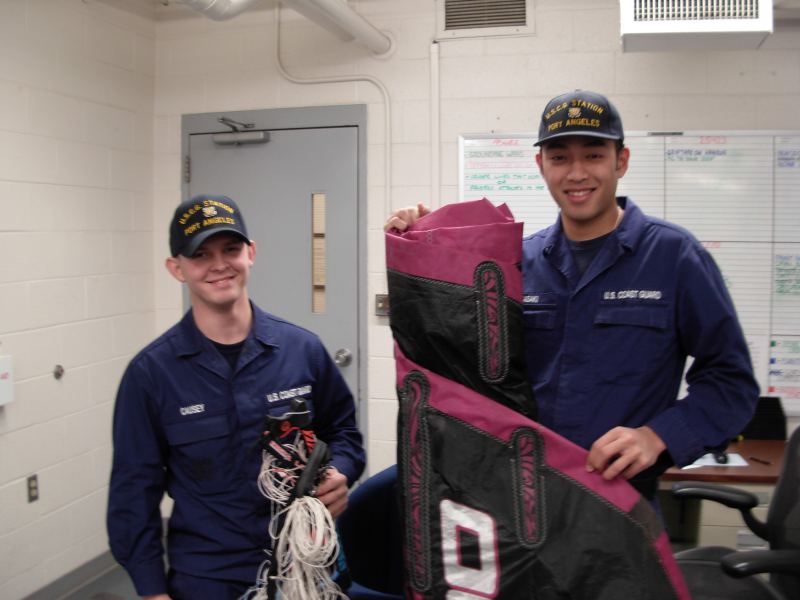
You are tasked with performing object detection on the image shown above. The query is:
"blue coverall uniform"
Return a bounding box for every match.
[522,197,758,475]
[107,303,365,597]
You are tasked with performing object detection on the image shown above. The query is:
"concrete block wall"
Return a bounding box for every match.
[1,0,799,597]
[0,1,156,598]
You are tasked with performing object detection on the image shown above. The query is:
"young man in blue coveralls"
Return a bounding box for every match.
[385,90,758,505]
[107,195,365,600]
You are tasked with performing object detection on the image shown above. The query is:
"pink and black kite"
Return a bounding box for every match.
[386,199,690,600]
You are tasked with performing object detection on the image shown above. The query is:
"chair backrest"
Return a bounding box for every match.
[741,397,787,441]
[766,425,800,598]
[768,425,800,549]
[337,465,404,595]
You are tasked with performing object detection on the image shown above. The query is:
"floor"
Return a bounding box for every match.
[49,522,695,600]
[59,566,137,600]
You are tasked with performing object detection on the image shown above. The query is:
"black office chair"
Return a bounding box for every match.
[337,465,404,600]
[741,396,787,441]
[672,426,800,600]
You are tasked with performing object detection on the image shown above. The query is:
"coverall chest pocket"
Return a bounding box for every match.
[592,304,671,384]
[523,294,559,384]
[165,414,236,495]
[264,397,315,420]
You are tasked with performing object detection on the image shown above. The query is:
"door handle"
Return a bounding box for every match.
[334,348,353,367]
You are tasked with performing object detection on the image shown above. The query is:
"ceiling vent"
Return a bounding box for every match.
[620,0,773,51]
[436,0,534,39]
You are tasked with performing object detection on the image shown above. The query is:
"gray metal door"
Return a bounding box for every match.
[183,108,363,399]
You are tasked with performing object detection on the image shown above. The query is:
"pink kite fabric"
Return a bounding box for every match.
[386,199,690,600]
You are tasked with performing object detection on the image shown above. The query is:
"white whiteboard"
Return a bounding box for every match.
[459,132,800,416]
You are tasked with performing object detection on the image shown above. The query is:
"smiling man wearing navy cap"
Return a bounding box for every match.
[525,89,756,504]
[385,90,757,510]
[107,194,365,599]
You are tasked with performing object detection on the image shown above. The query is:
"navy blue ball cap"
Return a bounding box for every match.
[169,194,251,257]
[535,90,624,146]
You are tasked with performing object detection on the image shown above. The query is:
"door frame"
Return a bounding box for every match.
[180,104,368,428]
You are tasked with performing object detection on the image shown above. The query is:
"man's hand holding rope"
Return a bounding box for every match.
[313,466,348,518]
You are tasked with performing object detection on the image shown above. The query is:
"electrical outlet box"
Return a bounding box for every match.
[375,294,390,316]
[0,355,12,406]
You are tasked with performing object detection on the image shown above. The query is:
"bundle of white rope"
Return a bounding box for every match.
[257,451,302,507]
[271,496,347,600]
[241,437,346,600]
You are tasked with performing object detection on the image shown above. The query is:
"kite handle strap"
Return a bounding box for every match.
[293,438,330,498]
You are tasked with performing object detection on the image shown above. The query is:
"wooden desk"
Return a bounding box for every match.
[662,439,786,484]
[659,439,787,549]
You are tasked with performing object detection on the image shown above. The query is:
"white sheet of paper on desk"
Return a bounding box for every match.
[681,453,749,469]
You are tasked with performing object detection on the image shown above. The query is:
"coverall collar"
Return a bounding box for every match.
[172,302,280,376]
[542,197,646,292]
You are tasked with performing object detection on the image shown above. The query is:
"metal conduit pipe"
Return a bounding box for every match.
[179,0,261,20]
[281,0,393,56]
[272,4,393,215]
[180,0,394,56]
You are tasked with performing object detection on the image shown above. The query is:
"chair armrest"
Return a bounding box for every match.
[672,481,759,511]
[722,549,800,578]
[672,481,770,540]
